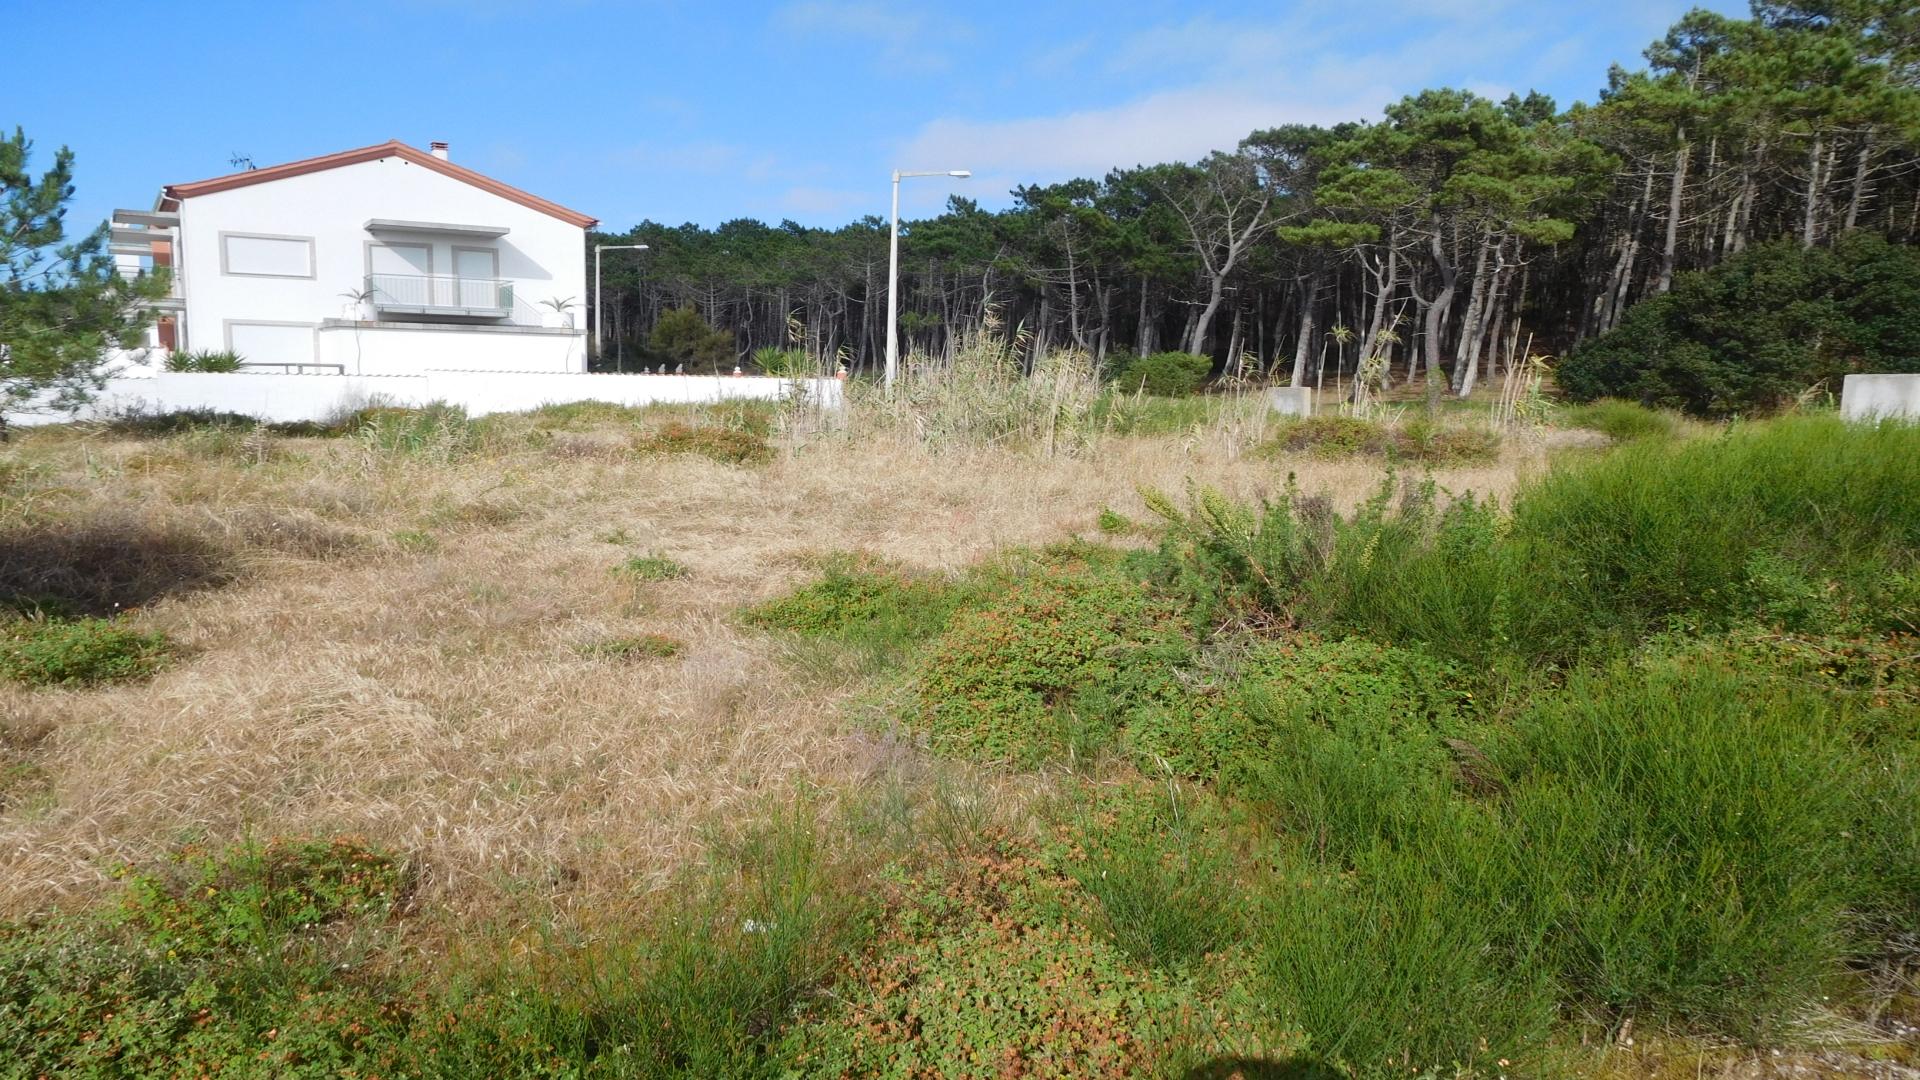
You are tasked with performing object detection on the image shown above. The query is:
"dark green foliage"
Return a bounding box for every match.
[0,616,170,686]
[1562,233,1920,417]
[1109,351,1213,396]
[101,407,260,435]
[163,348,243,373]
[1,128,166,434]
[649,306,736,373]
[1557,398,1682,441]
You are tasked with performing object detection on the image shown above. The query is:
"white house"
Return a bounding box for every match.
[111,139,596,375]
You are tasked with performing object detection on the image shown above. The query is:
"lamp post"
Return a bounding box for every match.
[885,169,970,393]
[594,243,649,370]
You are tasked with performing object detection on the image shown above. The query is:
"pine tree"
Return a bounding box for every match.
[0,127,165,437]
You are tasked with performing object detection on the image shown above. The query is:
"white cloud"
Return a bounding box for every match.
[895,80,1392,183]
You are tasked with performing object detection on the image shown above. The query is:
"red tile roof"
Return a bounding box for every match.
[161,140,597,228]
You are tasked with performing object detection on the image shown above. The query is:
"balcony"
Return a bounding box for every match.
[366,272,513,320]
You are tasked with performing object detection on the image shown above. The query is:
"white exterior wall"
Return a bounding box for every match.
[1840,373,1920,421]
[315,322,585,375]
[9,372,842,426]
[173,153,586,367]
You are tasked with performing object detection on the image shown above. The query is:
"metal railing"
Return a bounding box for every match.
[365,272,513,316]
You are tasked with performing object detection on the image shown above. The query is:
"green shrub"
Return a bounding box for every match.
[1561,232,1920,417]
[649,307,736,374]
[914,561,1188,766]
[1493,660,1863,1037]
[1094,507,1133,535]
[163,349,244,373]
[578,632,684,660]
[1156,416,1920,669]
[633,421,773,466]
[0,616,170,686]
[1558,399,1681,441]
[1110,351,1213,397]
[615,553,690,581]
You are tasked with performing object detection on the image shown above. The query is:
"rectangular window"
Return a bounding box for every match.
[221,233,314,278]
[225,321,315,367]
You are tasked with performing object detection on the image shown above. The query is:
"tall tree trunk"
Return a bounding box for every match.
[1656,135,1689,294]
[1802,131,1825,249]
[1845,137,1875,232]
[1290,268,1320,386]
[1420,219,1458,414]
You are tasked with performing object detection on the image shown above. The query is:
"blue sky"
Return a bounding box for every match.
[20,0,1745,235]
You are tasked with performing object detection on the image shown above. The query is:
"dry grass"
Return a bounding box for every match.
[0,417,1550,923]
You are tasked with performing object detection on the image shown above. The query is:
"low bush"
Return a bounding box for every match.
[1557,398,1681,441]
[914,560,1188,765]
[0,616,171,686]
[632,421,773,466]
[615,553,690,581]
[1110,351,1213,397]
[163,349,244,373]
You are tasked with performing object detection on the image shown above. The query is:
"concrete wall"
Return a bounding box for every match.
[8,371,841,426]
[1266,386,1313,417]
[174,153,586,363]
[315,321,585,375]
[1841,373,1920,421]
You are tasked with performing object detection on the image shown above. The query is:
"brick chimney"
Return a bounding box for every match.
[429,141,450,161]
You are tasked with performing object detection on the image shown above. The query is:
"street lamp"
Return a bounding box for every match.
[886,169,970,393]
[594,243,649,369]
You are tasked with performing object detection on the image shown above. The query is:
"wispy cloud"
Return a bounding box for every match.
[774,1,971,71]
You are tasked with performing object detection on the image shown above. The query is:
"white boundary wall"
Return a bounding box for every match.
[8,371,842,426]
[1841,374,1920,421]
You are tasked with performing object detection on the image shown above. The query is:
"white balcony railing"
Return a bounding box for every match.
[366,272,513,318]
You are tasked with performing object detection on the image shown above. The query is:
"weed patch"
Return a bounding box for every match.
[0,616,170,686]
[1558,399,1682,441]
[578,632,684,660]
[633,421,773,466]
[615,552,690,581]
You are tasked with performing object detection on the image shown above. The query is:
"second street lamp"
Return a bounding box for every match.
[885,169,970,393]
